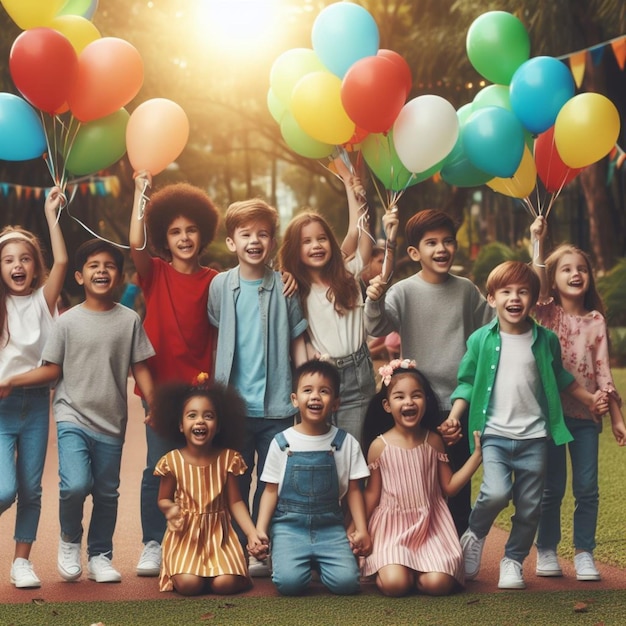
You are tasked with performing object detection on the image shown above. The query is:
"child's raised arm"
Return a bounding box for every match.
[42,187,69,314]
[129,171,153,281]
[530,215,550,302]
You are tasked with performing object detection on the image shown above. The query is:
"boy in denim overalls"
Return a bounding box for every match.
[254,360,371,595]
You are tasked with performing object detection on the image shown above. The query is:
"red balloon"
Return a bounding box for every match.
[377,49,412,98]
[341,56,407,133]
[68,37,143,122]
[9,28,78,114]
[534,126,583,193]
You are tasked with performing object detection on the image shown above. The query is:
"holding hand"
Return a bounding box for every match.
[247,530,269,560]
[165,504,185,533]
[530,215,547,242]
[348,529,372,557]
[382,206,399,245]
[0,379,13,399]
[44,186,65,216]
[437,416,462,446]
[589,389,609,419]
[134,170,152,193]
[366,274,388,302]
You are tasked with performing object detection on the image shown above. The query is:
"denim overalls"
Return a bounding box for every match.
[269,429,360,596]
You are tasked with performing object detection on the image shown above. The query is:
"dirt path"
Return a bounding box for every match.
[1,380,624,605]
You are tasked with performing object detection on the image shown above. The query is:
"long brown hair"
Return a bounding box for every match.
[0,227,49,346]
[279,212,360,315]
[545,244,605,315]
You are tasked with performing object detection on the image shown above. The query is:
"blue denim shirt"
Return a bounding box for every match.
[451,317,574,452]
[208,266,307,419]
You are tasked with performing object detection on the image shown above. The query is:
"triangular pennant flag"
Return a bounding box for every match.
[569,51,587,87]
[611,37,626,70]
[590,45,605,66]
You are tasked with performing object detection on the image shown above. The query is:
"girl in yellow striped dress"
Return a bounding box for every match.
[151,374,263,595]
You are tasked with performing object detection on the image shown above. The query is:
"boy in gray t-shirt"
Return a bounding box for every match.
[0,239,155,584]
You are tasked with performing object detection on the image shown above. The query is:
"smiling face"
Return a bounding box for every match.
[0,241,36,296]
[299,220,332,274]
[487,282,533,334]
[407,227,457,283]
[553,251,590,303]
[226,219,274,277]
[180,394,219,449]
[291,371,339,434]
[383,373,427,432]
[165,216,201,266]
[75,251,121,302]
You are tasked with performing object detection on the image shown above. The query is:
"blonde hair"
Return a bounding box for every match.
[224,199,278,238]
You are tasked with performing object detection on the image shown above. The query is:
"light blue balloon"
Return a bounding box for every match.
[0,93,46,162]
[509,56,575,135]
[462,106,525,178]
[312,3,379,78]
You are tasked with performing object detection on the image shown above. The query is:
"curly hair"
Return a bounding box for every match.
[279,211,360,315]
[361,367,442,456]
[150,380,247,452]
[0,227,49,346]
[146,183,219,260]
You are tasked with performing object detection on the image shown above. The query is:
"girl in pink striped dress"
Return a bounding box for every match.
[361,360,482,596]
[151,375,264,595]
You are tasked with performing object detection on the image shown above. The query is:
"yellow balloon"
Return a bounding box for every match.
[47,15,101,54]
[554,93,620,168]
[291,71,355,145]
[1,0,66,29]
[487,145,536,198]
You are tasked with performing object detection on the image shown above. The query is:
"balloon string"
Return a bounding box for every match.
[64,200,131,250]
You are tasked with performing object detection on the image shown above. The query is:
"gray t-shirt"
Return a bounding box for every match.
[43,303,155,438]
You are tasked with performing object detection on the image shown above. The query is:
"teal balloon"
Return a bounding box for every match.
[59,0,98,19]
[0,93,46,161]
[473,84,511,111]
[280,112,333,159]
[462,106,525,178]
[65,108,129,175]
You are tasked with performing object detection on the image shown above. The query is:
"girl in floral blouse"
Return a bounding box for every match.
[531,216,625,583]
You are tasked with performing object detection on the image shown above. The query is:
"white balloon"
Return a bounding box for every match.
[392,95,459,173]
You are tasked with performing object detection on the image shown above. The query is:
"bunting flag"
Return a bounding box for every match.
[0,175,121,200]
[558,34,626,84]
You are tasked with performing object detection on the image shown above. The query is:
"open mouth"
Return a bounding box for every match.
[307,402,323,412]
[191,426,207,437]
[506,305,523,314]
[10,272,26,285]
[92,276,110,286]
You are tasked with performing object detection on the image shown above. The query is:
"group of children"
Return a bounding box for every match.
[0,167,624,599]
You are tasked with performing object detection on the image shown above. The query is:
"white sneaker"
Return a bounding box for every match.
[58,539,82,581]
[88,554,121,583]
[536,548,563,577]
[574,551,601,581]
[136,540,161,577]
[498,557,526,589]
[10,558,41,589]
[248,555,271,578]
[460,529,485,580]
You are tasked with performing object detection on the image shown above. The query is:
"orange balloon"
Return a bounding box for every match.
[68,37,143,122]
[126,99,189,175]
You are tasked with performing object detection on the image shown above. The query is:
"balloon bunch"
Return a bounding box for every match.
[0,0,189,199]
[441,10,621,219]
[267,2,459,211]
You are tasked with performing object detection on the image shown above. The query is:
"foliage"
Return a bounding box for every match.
[597,259,626,326]
[471,241,517,289]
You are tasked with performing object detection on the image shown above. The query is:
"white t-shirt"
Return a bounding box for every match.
[485,330,547,440]
[260,425,369,499]
[305,256,365,358]
[0,287,57,381]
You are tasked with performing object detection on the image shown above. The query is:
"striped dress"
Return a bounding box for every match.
[362,434,464,585]
[154,448,249,592]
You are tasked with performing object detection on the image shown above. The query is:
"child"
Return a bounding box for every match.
[130,172,220,576]
[207,198,308,576]
[0,187,68,588]
[0,239,155,584]
[150,374,263,596]
[531,216,626,582]
[361,360,482,597]
[253,360,371,596]
[447,261,607,589]
[365,209,494,536]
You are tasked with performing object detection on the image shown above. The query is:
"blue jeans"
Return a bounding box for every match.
[469,435,547,564]
[331,344,376,443]
[536,418,599,553]
[141,420,179,545]
[57,422,123,558]
[0,387,50,543]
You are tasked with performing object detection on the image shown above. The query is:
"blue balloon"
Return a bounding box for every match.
[509,56,575,134]
[312,3,379,78]
[462,106,525,178]
[0,93,46,162]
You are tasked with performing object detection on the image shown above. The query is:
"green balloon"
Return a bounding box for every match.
[473,84,511,111]
[65,108,129,176]
[280,111,333,159]
[361,131,414,192]
[466,11,530,85]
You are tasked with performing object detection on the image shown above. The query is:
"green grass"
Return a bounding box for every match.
[1,372,624,626]
[473,368,626,568]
